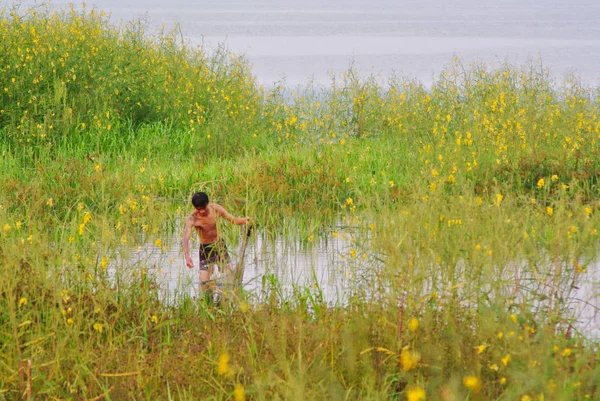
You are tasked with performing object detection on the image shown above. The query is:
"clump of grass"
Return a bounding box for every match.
[0,3,281,158]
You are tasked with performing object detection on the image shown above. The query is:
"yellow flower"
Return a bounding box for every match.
[546,206,553,216]
[234,383,245,401]
[15,221,21,229]
[551,174,558,182]
[2,224,9,232]
[408,317,419,332]
[463,376,481,393]
[93,322,103,333]
[494,193,504,206]
[100,257,109,269]
[151,315,158,323]
[510,313,518,324]
[584,207,592,216]
[476,344,487,354]
[346,197,353,205]
[67,318,74,325]
[400,347,420,371]
[18,297,27,307]
[536,178,545,188]
[217,352,231,376]
[407,387,426,401]
[154,238,162,247]
[501,354,511,366]
[561,348,571,357]
[46,198,53,207]
[521,396,532,401]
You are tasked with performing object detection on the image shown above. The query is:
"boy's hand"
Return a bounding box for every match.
[185,255,194,268]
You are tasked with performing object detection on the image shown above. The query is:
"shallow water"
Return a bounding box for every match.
[7,0,600,87]
[118,231,357,300]
[113,230,600,338]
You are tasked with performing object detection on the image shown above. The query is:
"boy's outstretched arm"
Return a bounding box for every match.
[216,205,250,225]
[182,216,194,268]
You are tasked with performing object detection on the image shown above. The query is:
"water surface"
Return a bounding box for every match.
[116,232,600,338]
[7,0,600,87]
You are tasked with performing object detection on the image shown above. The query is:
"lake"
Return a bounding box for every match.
[6,0,600,87]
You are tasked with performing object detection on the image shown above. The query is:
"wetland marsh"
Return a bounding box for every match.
[1,4,599,400]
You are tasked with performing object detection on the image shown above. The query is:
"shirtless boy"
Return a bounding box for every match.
[182,192,250,292]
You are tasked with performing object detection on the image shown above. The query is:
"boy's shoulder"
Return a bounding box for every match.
[210,203,225,211]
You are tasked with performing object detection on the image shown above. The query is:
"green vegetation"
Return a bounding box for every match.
[1,4,599,400]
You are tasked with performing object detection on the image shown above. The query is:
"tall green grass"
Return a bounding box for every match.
[1,4,599,400]
[0,3,286,159]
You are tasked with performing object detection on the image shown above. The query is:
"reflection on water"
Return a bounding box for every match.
[571,268,600,338]
[112,229,599,338]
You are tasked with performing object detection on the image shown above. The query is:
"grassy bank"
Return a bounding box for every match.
[1,4,600,400]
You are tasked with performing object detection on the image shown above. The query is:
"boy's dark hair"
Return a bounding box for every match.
[191,192,209,208]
